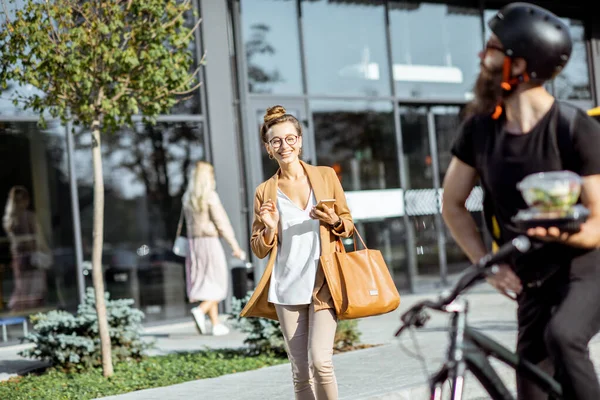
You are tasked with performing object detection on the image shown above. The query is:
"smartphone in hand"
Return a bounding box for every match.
[316,199,336,211]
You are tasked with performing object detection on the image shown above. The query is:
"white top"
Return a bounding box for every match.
[268,188,321,305]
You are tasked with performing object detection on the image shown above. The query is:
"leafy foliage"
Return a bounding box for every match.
[0,0,201,129]
[230,292,362,356]
[19,288,152,371]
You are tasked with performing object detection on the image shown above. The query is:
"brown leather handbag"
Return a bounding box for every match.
[320,229,401,320]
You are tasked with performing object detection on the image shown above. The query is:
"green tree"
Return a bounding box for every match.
[0,0,202,377]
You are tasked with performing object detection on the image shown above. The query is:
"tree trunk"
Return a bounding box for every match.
[91,120,114,377]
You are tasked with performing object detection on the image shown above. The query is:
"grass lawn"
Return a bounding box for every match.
[0,349,288,400]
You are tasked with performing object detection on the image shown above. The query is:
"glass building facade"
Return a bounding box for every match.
[1,0,599,338]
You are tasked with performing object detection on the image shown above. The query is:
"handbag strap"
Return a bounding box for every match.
[175,208,184,238]
[353,228,368,249]
[334,227,368,253]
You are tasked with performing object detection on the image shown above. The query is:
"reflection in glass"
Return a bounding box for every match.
[74,121,205,321]
[356,217,411,289]
[241,0,303,94]
[311,100,407,286]
[0,121,78,331]
[301,0,390,96]
[312,101,399,190]
[390,3,482,100]
[433,106,478,273]
[555,19,592,101]
[168,8,203,114]
[400,106,483,284]
[399,106,438,282]
[400,106,433,190]
[433,106,461,184]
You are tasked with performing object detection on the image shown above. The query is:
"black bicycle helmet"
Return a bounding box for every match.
[488,2,572,81]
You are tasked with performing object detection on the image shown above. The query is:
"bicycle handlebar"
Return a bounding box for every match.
[395,235,532,337]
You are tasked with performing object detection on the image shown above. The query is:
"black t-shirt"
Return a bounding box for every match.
[451,101,600,276]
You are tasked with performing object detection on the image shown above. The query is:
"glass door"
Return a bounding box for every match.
[399,106,441,289]
[399,104,484,289]
[433,106,487,276]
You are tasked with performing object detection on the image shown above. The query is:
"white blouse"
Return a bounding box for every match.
[268,188,321,305]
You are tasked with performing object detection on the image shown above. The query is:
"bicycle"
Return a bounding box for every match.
[395,235,563,399]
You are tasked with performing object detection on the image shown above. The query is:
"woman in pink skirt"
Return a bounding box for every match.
[2,186,49,311]
[182,161,246,336]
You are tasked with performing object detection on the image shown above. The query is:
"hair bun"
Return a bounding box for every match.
[264,105,286,123]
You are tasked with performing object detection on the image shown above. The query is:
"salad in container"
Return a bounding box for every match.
[513,171,589,232]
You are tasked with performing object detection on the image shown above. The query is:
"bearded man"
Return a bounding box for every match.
[442,3,600,399]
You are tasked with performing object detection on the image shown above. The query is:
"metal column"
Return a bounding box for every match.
[384,1,418,293]
[65,121,86,305]
[589,21,600,106]
[199,0,247,312]
[427,111,448,287]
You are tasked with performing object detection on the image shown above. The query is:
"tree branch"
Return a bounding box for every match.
[94,86,104,113]
[71,4,93,28]
[171,80,202,96]
[183,17,202,43]
[120,30,133,51]
[44,0,61,44]
[184,65,202,84]
[110,77,130,102]
[1,0,13,27]
[162,0,191,30]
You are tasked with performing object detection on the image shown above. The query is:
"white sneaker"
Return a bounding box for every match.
[191,307,207,334]
[212,323,230,336]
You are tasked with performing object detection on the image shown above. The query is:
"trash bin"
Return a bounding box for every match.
[231,259,253,300]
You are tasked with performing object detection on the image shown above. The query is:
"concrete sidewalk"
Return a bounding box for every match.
[94,289,600,400]
[3,288,600,399]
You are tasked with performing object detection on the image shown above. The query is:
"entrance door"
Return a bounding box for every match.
[399,104,482,289]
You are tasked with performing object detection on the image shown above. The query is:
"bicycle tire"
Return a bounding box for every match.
[466,358,514,400]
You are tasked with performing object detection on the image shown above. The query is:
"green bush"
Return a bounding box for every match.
[230,292,362,355]
[19,288,152,371]
[230,293,286,356]
[334,320,361,350]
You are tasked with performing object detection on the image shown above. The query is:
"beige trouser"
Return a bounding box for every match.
[275,303,338,400]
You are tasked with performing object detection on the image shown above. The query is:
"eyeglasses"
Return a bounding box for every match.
[269,135,299,149]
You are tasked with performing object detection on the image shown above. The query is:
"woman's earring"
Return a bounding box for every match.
[268,152,274,160]
[299,147,302,157]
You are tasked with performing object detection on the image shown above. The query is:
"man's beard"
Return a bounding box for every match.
[463,65,504,120]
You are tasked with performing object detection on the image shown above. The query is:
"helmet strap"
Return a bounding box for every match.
[491,56,531,120]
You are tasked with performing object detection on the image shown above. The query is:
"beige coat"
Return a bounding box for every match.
[240,161,354,321]
[184,191,241,252]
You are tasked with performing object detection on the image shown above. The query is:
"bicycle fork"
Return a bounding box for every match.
[430,299,469,400]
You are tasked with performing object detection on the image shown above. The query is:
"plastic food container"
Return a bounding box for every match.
[517,171,582,212]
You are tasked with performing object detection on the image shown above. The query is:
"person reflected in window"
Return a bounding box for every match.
[240,105,355,400]
[2,186,48,311]
[182,161,246,336]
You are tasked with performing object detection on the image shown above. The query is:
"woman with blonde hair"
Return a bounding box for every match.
[2,186,48,310]
[182,161,246,336]
[240,105,354,399]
